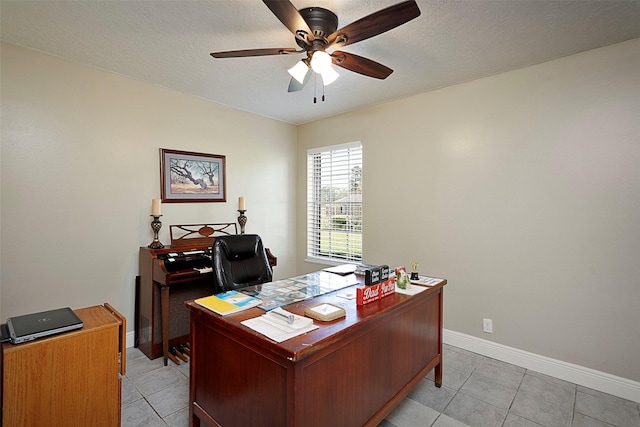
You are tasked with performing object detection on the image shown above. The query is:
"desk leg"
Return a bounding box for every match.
[435,288,444,388]
[160,284,169,366]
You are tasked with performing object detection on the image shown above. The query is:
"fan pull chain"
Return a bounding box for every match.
[313,73,317,103]
[312,73,326,103]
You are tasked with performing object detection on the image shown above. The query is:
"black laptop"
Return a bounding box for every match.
[6,307,84,344]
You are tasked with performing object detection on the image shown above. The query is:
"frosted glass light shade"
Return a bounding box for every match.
[310,51,332,74]
[321,67,340,86]
[311,51,339,86]
[288,61,309,84]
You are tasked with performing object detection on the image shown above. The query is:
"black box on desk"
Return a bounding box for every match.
[365,267,380,286]
[379,265,390,281]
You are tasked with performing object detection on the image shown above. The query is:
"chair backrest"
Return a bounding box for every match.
[212,234,273,294]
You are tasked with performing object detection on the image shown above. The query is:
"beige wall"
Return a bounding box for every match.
[297,38,640,382]
[0,43,298,329]
[2,38,639,384]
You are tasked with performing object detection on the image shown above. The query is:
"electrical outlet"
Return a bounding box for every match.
[483,318,493,333]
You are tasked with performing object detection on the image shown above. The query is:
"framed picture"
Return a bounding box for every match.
[160,149,226,203]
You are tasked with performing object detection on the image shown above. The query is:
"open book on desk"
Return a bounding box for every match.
[195,290,262,316]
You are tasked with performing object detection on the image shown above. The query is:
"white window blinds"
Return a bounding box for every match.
[307,142,362,263]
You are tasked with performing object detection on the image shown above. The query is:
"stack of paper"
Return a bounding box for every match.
[409,276,443,286]
[242,308,318,342]
[322,264,358,275]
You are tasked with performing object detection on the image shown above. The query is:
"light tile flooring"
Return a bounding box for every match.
[122,344,640,427]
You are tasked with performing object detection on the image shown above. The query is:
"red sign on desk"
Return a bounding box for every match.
[356,279,395,305]
[380,279,396,298]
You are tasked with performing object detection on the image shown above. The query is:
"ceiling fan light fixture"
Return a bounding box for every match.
[311,50,339,86]
[320,67,340,86]
[288,60,309,84]
[310,50,332,74]
[211,1,422,94]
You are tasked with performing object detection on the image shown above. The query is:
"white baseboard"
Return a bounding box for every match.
[443,329,640,404]
[126,331,135,349]
[125,329,639,403]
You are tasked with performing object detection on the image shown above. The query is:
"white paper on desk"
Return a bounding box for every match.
[266,308,313,330]
[336,291,356,300]
[409,276,443,286]
[395,284,428,295]
[323,264,357,275]
[242,310,318,343]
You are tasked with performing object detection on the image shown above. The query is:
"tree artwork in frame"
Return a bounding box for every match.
[160,149,226,203]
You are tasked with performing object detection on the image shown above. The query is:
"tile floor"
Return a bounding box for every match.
[121,344,640,427]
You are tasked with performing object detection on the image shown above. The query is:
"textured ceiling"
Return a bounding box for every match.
[2,0,640,125]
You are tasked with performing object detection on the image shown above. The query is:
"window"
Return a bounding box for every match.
[307,142,362,263]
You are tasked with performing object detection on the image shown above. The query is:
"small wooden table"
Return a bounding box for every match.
[1,304,126,426]
[186,274,445,427]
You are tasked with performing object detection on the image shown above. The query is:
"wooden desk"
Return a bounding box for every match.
[186,276,445,427]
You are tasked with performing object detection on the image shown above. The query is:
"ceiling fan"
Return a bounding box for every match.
[210,0,421,93]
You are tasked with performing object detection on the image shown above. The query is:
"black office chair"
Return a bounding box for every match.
[211,234,273,294]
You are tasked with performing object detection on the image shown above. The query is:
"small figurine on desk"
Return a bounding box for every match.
[395,267,411,290]
[410,261,419,281]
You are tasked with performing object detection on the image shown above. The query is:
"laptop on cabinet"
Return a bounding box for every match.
[6,307,84,344]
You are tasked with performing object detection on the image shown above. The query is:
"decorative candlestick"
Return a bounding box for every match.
[148,215,164,249]
[237,210,247,234]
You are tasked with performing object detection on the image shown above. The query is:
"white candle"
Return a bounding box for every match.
[238,197,245,211]
[151,198,162,216]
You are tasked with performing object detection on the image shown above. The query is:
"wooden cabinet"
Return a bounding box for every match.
[1,304,126,427]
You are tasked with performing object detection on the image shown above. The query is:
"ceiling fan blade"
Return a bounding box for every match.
[326,0,420,48]
[331,51,393,79]
[210,48,299,58]
[263,0,314,44]
[288,68,312,92]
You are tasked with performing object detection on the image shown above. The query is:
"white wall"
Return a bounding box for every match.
[297,39,640,382]
[0,43,298,329]
[3,38,639,387]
